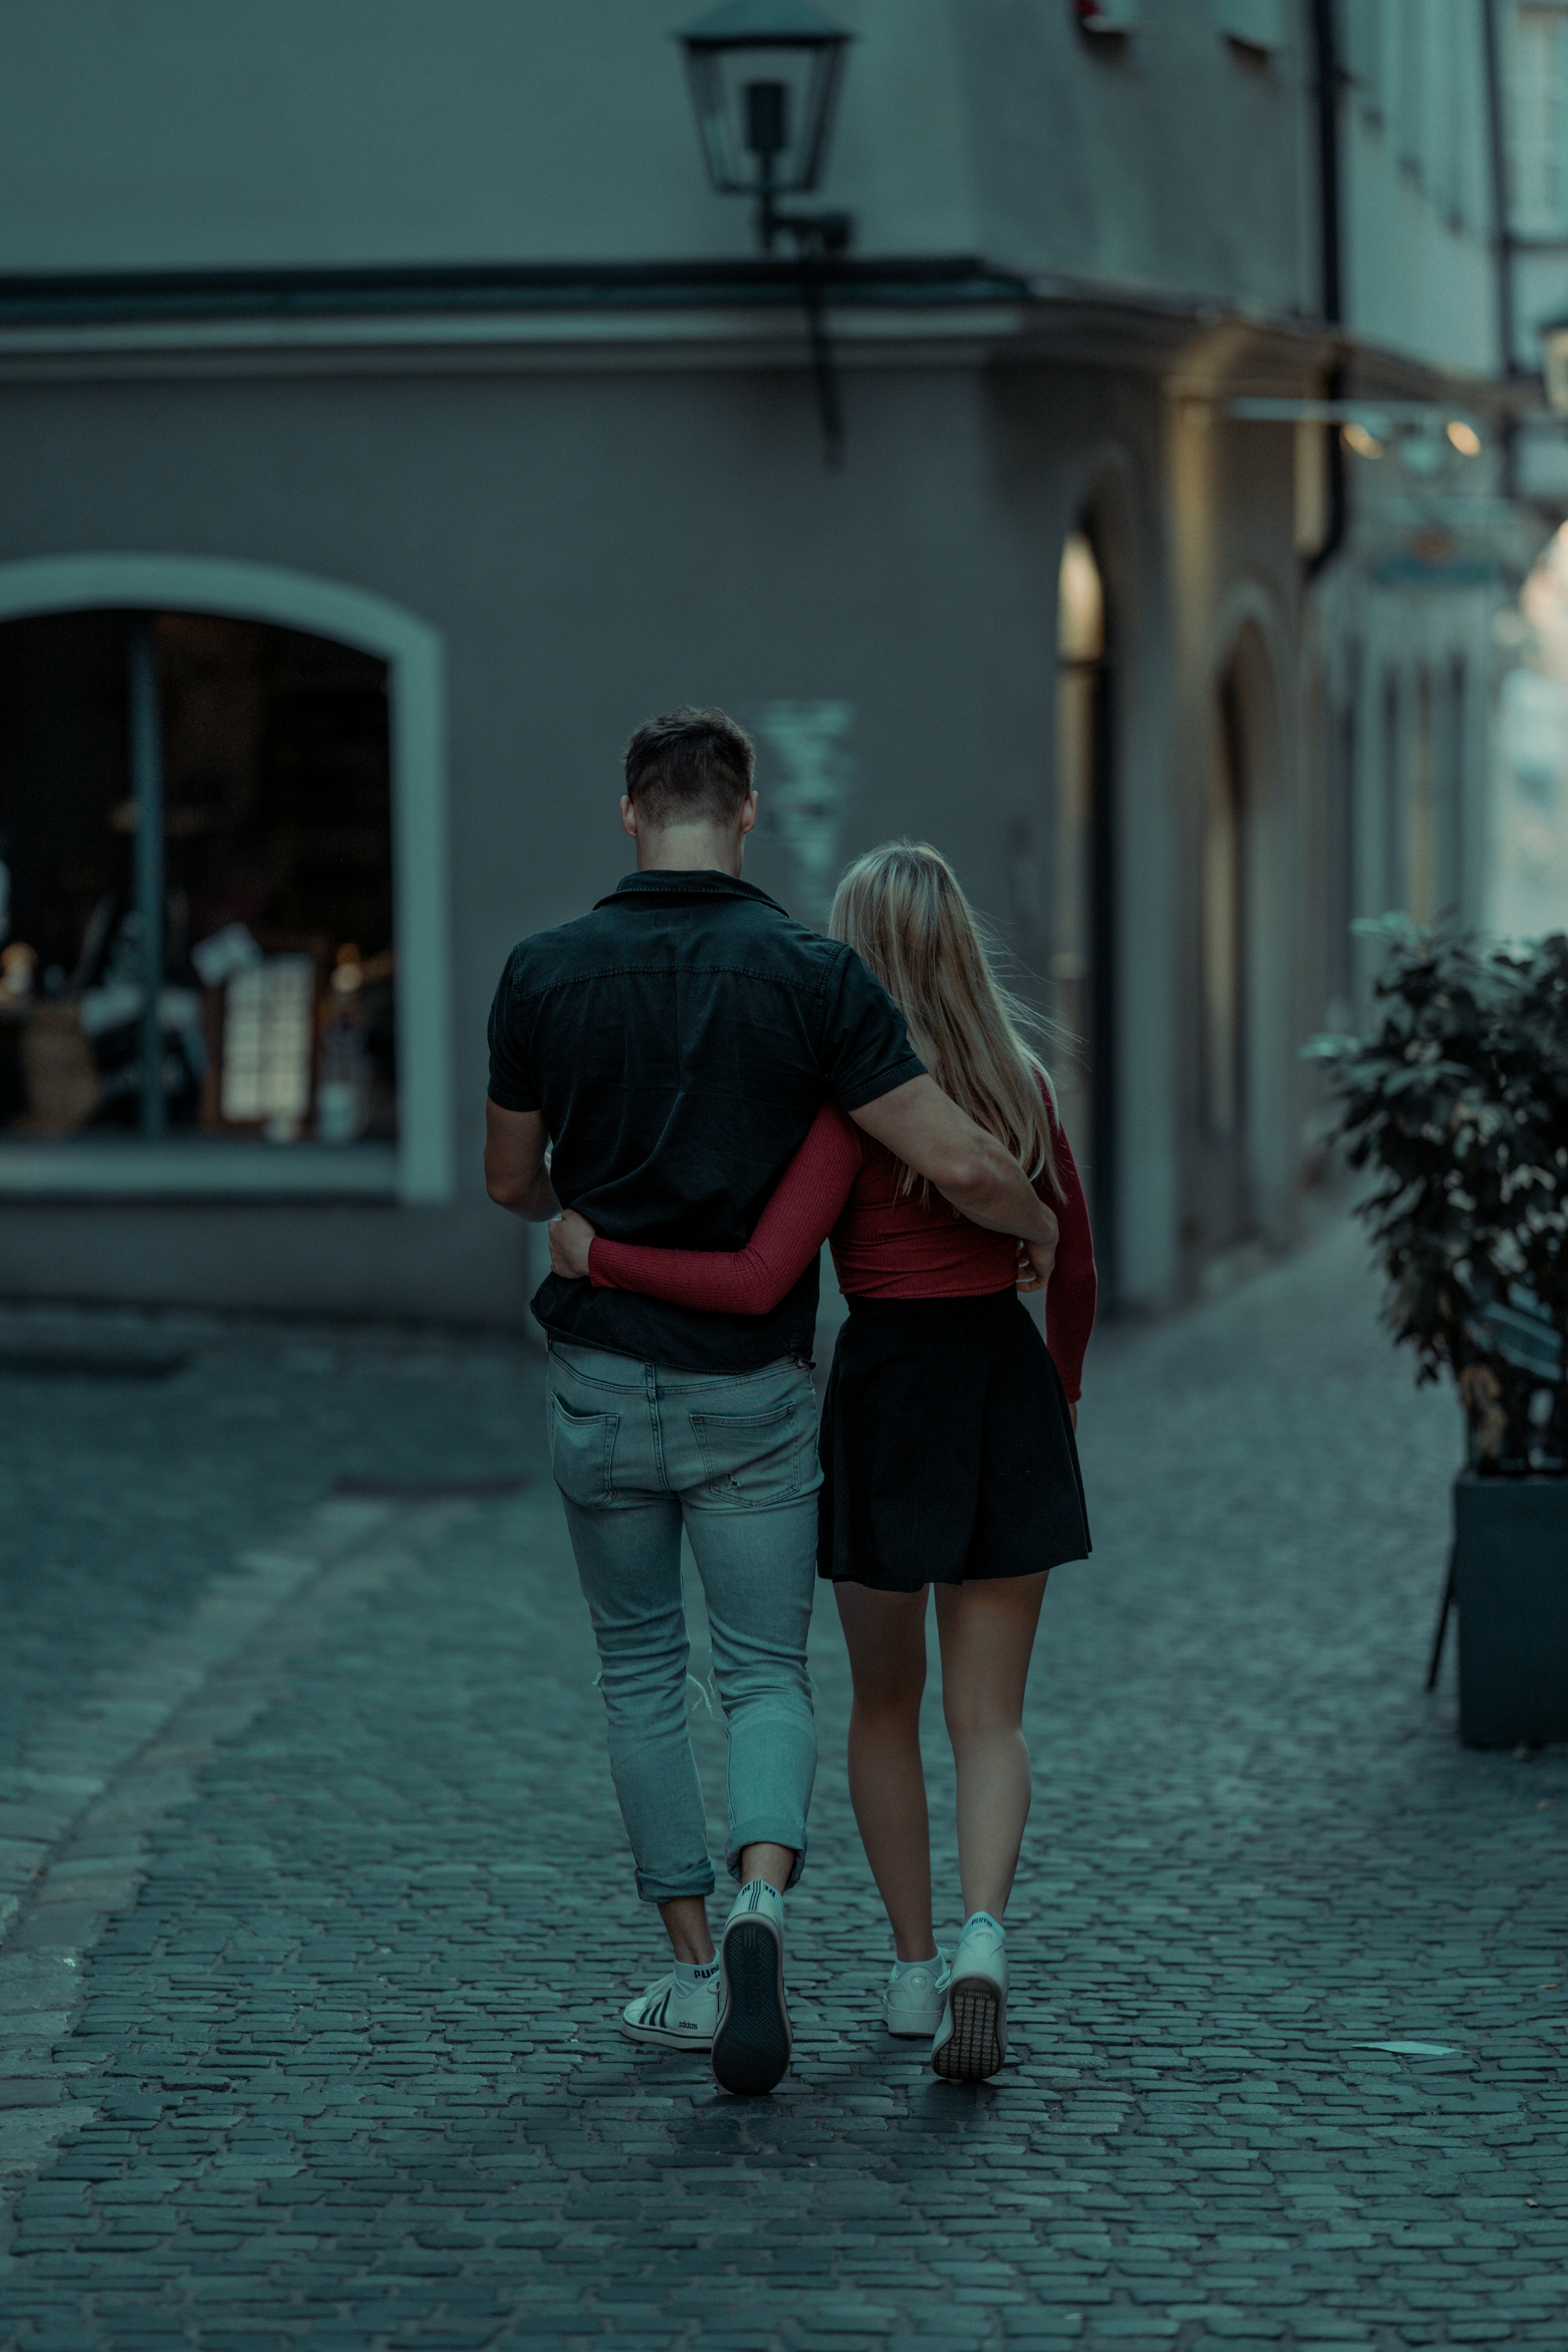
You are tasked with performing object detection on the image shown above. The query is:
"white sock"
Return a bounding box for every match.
[962,1909,1005,1938]
[673,1957,719,1991]
[889,1952,944,1980]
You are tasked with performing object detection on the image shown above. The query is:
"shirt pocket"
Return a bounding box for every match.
[688,1401,804,1508]
[550,1396,621,1506]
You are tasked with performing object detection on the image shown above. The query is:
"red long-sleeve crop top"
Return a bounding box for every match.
[588,1089,1097,1401]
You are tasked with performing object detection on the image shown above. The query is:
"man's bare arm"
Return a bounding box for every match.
[850,1076,1058,1252]
[484,1099,560,1220]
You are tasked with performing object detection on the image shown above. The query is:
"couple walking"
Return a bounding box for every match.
[484,708,1094,2096]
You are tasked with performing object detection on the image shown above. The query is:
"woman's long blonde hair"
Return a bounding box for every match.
[829,840,1063,1201]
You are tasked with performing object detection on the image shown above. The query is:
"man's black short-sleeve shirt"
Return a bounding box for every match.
[487,870,924,1370]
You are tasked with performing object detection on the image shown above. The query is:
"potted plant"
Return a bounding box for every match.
[1306,918,1568,1747]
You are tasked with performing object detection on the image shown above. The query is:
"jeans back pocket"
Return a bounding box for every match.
[689,1401,802,1507]
[550,1394,621,1506]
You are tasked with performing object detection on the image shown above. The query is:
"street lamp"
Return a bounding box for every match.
[678,0,855,257]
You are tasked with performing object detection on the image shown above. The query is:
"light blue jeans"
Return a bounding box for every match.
[546,1338,821,1904]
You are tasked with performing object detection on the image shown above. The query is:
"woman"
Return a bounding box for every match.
[549,843,1094,2081]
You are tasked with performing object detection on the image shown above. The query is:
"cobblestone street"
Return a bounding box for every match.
[1,1221,1565,2352]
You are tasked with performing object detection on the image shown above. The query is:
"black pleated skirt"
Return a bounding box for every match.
[817,1289,1091,1592]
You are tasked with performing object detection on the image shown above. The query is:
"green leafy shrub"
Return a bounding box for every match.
[1305,918,1568,1474]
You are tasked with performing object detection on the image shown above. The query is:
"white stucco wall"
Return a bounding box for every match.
[0,2,1310,308]
[0,0,979,271]
[0,2,1510,388]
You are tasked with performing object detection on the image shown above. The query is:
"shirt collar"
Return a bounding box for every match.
[593,869,789,914]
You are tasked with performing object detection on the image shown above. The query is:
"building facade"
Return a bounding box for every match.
[0,1,1542,1327]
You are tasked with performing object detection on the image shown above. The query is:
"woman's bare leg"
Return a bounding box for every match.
[933,1571,1050,1921]
[833,1583,937,1961]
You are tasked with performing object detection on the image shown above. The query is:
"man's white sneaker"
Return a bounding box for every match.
[712,1879,791,2096]
[882,1953,951,2039]
[619,1968,719,2050]
[931,1912,1007,2082]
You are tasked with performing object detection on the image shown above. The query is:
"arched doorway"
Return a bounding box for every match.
[1053,525,1117,1288]
[1199,625,1274,1254]
[1406,665,1438,925]
[1201,661,1250,1246]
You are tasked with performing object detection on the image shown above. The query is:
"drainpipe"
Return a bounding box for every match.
[1306,0,1346,581]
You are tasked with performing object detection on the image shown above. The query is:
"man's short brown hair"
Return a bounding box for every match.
[623,707,755,830]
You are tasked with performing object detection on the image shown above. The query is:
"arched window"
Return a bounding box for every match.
[0,609,393,1145]
[0,555,449,1201]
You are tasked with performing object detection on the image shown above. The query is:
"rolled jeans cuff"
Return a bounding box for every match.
[635,1858,718,1906]
[726,1817,807,1889]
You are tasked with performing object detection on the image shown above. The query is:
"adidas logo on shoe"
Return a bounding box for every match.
[619,1967,720,2049]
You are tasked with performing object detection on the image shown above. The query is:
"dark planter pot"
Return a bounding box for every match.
[1453,1472,1568,1748]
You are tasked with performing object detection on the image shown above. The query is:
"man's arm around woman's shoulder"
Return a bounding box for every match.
[851,1076,1060,1265]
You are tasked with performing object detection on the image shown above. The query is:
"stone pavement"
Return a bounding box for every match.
[0,1223,1565,2352]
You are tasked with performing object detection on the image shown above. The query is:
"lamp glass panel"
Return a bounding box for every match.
[684,41,843,193]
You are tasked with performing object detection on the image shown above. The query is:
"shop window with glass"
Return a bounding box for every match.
[0,610,396,1152]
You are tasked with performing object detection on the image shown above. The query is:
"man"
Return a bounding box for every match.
[485,707,1056,2098]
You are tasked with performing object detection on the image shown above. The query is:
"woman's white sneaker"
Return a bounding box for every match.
[931,1911,1008,2082]
[619,1966,720,2049]
[882,1952,951,2038]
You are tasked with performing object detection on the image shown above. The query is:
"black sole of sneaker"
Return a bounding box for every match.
[712,1919,790,2097]
[931,1977,1005,2082]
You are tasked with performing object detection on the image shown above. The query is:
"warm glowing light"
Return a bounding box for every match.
[0,942,37,1000]
[1446,419,1483,456]
[1057,532,1105,664]
[1342,422,1384,459]
[331,942,365,995]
